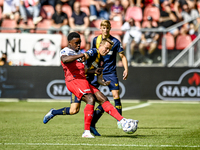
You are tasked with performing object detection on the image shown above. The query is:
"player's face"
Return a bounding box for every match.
[100,25,111,36]
[69,38,81,52]
[99,42,112,56]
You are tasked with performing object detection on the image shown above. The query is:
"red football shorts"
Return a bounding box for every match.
[66,78,99,100]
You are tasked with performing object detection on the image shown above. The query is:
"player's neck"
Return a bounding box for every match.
[102,34,110,39]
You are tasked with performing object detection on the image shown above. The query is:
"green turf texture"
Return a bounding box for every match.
[0,101,200,150]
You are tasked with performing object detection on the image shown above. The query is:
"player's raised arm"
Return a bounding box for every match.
[61,53,84,63]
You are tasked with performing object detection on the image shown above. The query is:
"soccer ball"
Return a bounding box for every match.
[122,119,138,134]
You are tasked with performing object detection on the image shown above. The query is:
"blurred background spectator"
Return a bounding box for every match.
[109,0,124,22]
[1,0,20,28]
[57,0,76,11]
[158,0,179,38]
[47,3,69,37]
[138,16,159,64]
[19,0,42,29]
[0,52,12,66]
[121,17,142,63]
[89,0,109,21]
[69,1,90,42]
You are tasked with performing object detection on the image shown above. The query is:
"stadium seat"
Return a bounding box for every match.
[1,19,17,33]
[79,0,90,7]
[80,33,86,49]
[176,34,192,50]
[61,34,68,48]
[80,6,90,16]
[62,4,72,18]
[110,20,123,35]
[36,19,51,33]
[158,32,175,50]
[125,6,143,22]
[142,20,158,28]
[40,5,55,19]
[143,5,160,21]
[90,20,102,35]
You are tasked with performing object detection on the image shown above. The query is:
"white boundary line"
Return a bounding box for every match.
[123,103,151,111]
[0,143,199,148]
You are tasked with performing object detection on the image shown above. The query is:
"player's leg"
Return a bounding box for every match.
[81,93,95,138]
[90,104,104,136]
[43,93,81,124]
[67,79,96,138]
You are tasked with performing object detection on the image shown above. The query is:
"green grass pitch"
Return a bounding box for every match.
[0,100,200,150]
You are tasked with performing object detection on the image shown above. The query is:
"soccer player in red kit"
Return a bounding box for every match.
[43,32,130,138]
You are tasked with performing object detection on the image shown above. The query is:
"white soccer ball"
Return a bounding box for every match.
[122,119,138,134]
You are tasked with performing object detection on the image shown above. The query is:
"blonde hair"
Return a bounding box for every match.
[100,38,114,47]
[100,20,111,28]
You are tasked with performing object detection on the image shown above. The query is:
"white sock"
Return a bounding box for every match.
[84,130,91,134]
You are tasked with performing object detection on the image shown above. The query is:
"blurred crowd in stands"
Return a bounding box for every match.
[0,0,200,66]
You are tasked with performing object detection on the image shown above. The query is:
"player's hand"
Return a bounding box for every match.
[103,81,111,86]
[123,70,128,80]
[94,68,103,75]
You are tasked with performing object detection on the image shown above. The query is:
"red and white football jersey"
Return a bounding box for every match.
[60,47,86,82]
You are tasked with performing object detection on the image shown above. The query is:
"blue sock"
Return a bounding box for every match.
[91,104,104,127]
[52,107,70,115]
[114,98,122,115]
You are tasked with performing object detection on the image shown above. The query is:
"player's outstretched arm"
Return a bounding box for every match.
[61,53,84,63]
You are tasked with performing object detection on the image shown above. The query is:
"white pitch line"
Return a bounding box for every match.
[0,143,199,148]
[123,103,151,111]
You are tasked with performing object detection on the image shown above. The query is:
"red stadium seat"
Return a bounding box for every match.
[110,20,123,35]
[143,5,160,21]
[61,34,68,48]
[176,34,192,50]
[40,5,55,19]
[80,33,86,49]
[142,20,158,28]
[62,4,72,18]
[80,6,90,16]
[158,32,175,50]
[1,19,17,33]
[36,19,51,33]
[79,0,90,7]
[125,6,143,22]
[90,20,102,36]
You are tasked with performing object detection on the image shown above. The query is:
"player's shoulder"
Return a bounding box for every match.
[86,48,97,55]
[109,35,120,44]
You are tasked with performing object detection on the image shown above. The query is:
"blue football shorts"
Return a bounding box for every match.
[103,74,119,91]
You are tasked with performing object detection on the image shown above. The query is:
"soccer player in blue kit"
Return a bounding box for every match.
[90,20,129,135]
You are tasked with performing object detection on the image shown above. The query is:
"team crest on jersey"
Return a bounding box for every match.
[87,49,93,56]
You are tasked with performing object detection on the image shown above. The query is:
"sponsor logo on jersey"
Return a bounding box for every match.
[33,39,56,62]
[156,69,200,101]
